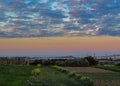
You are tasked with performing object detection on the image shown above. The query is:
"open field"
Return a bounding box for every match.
[95,65,120,72]
[27,66,93,86]
[0,66,35,86]
[0,65,93,86]
[0,65,119,86]
[65,67,114,73]
[64,67,120,86]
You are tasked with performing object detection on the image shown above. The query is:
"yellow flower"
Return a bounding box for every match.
[32,68,41,75]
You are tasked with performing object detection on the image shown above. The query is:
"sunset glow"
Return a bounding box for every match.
[0,37,120,56]
[0,0,120,56]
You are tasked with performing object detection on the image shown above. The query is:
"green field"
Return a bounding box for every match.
[0,65,93,86]
[80,65,120,80]
[95,65,120,72]
[64,66,120,86]
[79,66,120,86]
[1,65,119,86]
[79,72,120,86]
[80,73,120,80]
[0,65,35,86]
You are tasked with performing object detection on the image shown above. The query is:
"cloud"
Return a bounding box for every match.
[0,0,120,38]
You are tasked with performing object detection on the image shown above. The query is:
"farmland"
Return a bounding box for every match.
[64,67,120,86]
[0,65,35,86]
[95,65,120,72]
[0,64,120,86]
[0,65,93,86]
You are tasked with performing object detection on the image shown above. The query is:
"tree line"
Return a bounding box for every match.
[30,56,98,67]
[0,56,98,66]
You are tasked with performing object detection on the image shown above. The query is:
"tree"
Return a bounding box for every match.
[84,56,98,66]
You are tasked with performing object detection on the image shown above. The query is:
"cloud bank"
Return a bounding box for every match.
[0,0,120,38]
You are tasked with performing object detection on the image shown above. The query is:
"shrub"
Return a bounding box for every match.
[74,74,82,79]
[79,76,93,86]
[53,65,68,73]
[31,68,41,75]
[68,71,76,77]
[84,56,98,66]
[37,64,41,67]
[31,64,41,76]
[53,65,94,86]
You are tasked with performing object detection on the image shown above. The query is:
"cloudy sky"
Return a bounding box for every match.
[0,0,120,56]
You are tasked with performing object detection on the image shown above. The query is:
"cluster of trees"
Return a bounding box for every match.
[0,56,98,66]
[30,56,98,67]
[0,57,28,65]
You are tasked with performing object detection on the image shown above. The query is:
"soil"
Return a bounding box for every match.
[64,67,115,73]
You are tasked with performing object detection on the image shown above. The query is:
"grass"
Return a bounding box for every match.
[80,73,120,80]
[27,66,90,86]
[78,66,120,86]
[0,65,35,86]
[63,66,120,86]
[79,72,120,86]
[95,65,120,72]
[0,65,93,86]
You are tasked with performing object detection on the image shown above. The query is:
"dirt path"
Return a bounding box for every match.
[64,67,115,73]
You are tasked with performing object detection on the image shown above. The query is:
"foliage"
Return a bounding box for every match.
[81,72,120,86]
[116,63,120,66]
[68,71,77,77]
[37,64,41,67]
[80,73,120,80]
[95,65,120,72]
[30,58,91,67]
[52,65,68,73]
[80,76,93,86]
[0,65,35,86]
[26,66,94,86]
[26,66,93,86]
[31,68,41,75]
[31,64,41,79]
[55,61,66,66]
[53,65,94,86]
[84,56,98,66]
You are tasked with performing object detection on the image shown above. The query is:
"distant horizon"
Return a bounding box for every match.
[0,37,120,57]
[0,51,120,57]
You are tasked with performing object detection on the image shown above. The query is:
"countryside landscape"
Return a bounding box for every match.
[0,55,120,86]
[0,0,120,86]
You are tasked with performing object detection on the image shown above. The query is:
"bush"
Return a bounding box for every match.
[37,64,41,67]
[53,65,94,86]
[68,71,76,77]
[84,56,98,66]
[53,65,68,73]
[31,68,41,75]
[31,64,41,76]
[79,76,93,86]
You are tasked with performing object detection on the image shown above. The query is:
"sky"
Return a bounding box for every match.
[0,0,120,56]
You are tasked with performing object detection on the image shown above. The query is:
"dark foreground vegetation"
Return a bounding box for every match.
[0,65,94,86]
[0,66,35,86]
